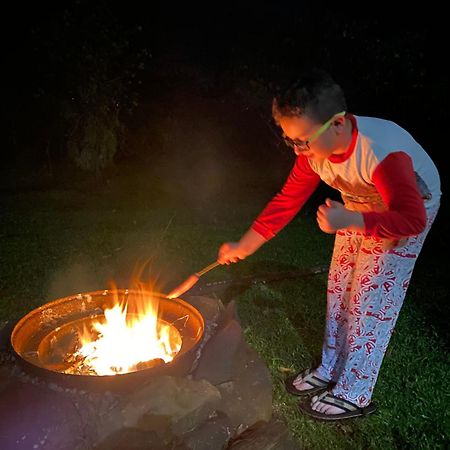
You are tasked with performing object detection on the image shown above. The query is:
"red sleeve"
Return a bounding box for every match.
[363,152,427,239]
[251,155,321,239]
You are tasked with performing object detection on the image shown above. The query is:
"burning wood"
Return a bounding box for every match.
[62,352,98,376]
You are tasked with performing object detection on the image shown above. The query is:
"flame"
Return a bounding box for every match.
[75,286,182,376]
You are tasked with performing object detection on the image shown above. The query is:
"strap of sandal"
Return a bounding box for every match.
[316,391,361,413]
[301,370,329,388]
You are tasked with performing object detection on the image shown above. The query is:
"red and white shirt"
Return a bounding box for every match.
[252,114,441,240]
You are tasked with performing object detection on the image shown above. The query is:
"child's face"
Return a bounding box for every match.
[278,114,343,161]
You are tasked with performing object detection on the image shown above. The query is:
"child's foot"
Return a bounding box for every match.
[311,393,345,415]
[285,368,330,396]
[293,370,327,391]
[298,391,377,421]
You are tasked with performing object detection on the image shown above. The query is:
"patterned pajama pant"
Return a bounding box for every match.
[315,204,439,407]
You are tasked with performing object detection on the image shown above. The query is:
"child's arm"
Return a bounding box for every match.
[363,152,427,238]
[251,155,321,239]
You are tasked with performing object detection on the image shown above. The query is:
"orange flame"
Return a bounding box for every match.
[75,273,182,376]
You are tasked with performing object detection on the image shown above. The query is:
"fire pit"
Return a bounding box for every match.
[0,295,292,449]
[10,289,204,391]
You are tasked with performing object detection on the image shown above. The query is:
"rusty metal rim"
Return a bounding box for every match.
[10,289,205,391]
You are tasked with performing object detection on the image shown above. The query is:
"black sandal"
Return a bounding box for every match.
[298,391,377,421]
[285,368,331,396]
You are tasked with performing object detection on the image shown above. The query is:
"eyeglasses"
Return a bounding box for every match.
[283,111,346,153]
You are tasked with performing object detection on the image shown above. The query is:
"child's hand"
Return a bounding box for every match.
[316,198,352,233]
[218,229,267,264]
[218,242,246,264]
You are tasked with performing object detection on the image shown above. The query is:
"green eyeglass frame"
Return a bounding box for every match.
[283,111,346,152]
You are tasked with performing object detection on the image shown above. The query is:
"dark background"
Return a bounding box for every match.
[2,2,448,340]
[4,3,447,168]
[4,4,448,149]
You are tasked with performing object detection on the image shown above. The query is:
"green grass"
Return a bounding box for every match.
[1,175,448,449]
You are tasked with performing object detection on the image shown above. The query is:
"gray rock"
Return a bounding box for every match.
[193,319,246,385]
[217,300,240,331]
[227,417,301,450]
[186,296,224,324]
[98,375,222,443]
[94,427,169,450]
[216,345,272,430]
[175,411,232,450]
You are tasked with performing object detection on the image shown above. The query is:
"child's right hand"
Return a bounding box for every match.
[218,228,267,264]
[218,242,246,264]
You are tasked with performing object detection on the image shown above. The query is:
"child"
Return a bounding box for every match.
[217,68,441,421]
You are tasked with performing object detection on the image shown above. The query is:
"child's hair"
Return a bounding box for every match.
[272,68,347,125]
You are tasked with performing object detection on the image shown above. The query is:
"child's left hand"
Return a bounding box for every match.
[316,198,352,234]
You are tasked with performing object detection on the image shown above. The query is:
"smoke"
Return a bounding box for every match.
[46,259,103,301]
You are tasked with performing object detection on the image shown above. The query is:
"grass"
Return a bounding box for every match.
[1,169,448,449]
